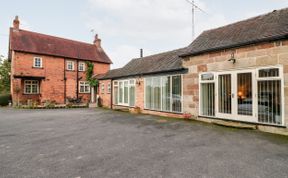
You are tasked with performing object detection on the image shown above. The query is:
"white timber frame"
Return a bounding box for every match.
[199,65,285,126]
[143,74,183,114]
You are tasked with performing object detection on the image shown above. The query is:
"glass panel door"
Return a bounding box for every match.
[236,71,257,122]
[218,74,232,114]
[237,73,253,116]
[213,68,282,124]
[216,70,256,122]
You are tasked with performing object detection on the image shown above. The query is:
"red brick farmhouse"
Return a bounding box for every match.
[9,16,112,105]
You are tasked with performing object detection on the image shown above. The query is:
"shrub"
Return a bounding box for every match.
[0,94,11,106]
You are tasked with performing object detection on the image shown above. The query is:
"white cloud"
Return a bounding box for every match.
[84,0,228,68]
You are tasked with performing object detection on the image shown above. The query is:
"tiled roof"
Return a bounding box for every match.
[9,28,112,64]
[97,48,187,80]
[93,68,123,79]
[181,8,288,57]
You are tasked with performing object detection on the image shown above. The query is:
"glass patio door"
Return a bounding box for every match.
[216,72,233,119]
[216,70,256,122]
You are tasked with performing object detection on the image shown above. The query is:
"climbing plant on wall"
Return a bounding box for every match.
[86,62,98,87]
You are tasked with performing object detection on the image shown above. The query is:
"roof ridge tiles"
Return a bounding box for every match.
[11,28,94,47]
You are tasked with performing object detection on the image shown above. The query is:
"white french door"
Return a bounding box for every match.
[118,80,129,106]
[215,70,257,122]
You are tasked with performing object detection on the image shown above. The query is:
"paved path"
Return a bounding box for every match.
[0,108,288,178]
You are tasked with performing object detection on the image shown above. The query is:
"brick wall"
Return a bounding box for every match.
[11,51,110,105]
[135,78,144,109]
[98,80,112,108]
[182,40,288,132]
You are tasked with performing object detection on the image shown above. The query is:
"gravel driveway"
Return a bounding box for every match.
[0,108,288,178]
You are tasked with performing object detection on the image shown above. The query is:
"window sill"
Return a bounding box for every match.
[79,92,90,94]
[66,70,75,72]
[32,67,44,69]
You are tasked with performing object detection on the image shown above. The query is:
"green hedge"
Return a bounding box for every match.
[0,94,11,106]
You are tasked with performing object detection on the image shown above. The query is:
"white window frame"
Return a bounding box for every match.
[33,57,42,68]
[199,72,216,116]
[144,74,183,113]
[24,80,40,94]
[78,62,86,72]
[101,83,105,94]
[107,83,111,94]
[256,66,284,126]
[66,60,75,71]
[79,81,90,93]
[198,65,285,126]
[114,79,136,106]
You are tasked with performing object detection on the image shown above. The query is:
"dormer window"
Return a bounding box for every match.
[66,61,74,71]
[78,62,85,72]
[33,57,42,68]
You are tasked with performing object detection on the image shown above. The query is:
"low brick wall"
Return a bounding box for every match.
[112,104,184,118]
[142,109,184,119]
[195,116,288,136]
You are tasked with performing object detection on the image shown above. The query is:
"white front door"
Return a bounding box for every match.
[215,70,257,122]
[91,87,95,103]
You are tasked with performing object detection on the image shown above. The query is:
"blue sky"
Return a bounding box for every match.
[1,0,288,68]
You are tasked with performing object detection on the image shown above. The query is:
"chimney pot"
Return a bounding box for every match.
[13,16,20,30]
[93,34,101,48]
[140,49,143,58]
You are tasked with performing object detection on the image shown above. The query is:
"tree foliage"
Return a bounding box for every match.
[86,62,98,87]
[0,56,11,94]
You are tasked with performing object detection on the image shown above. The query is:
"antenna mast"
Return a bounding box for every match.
[185,0,206,41]
[192,0,195,40]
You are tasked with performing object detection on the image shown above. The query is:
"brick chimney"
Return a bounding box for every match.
[93,34,101,48]
[13,16,20,30]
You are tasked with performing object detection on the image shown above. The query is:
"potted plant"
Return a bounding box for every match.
[183,112,192,120]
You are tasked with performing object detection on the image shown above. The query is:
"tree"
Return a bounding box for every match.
[0,56,11,94]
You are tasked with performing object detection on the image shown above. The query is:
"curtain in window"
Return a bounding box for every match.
[114,85,118,105]
[145,78,152,109]
[129,85,135,107]
[162,76,171,111]
[119,82,123,103]
[153,77,161,110]
[145,75,182,113]
[201,83,215,116]
[172,76,182,112]
[124,81,129,104]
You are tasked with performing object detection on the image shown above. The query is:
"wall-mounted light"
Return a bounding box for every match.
[136,76,141,86]
[228,52,236,64]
